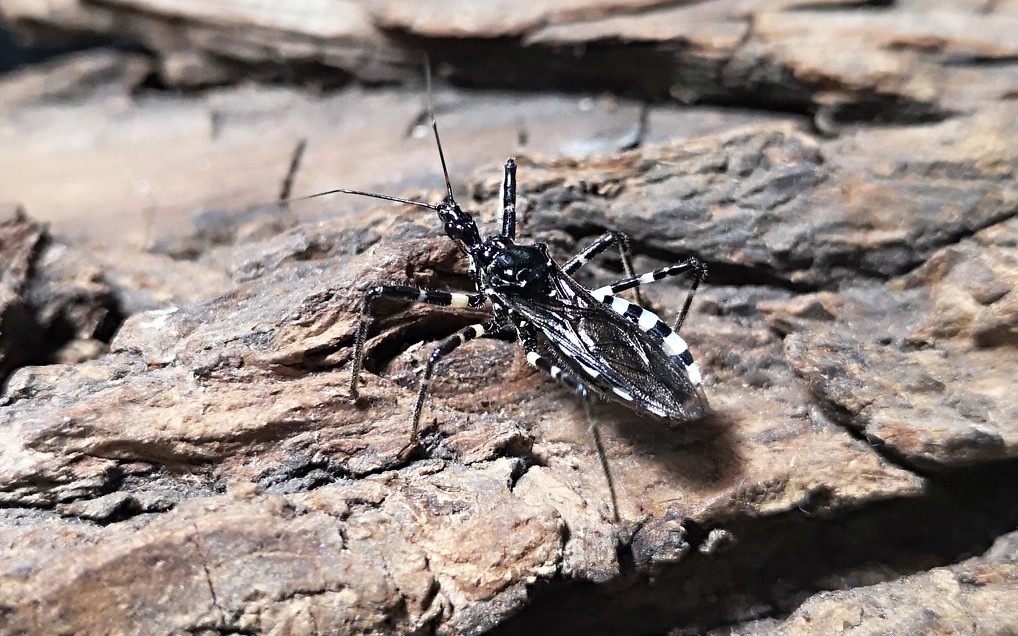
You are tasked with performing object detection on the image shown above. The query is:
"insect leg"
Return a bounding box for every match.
[501,158,517,239]
[594,256,706,332]
[409,320,500,450]
[520,337,621,522]
[349,285,486,400]
[562,231,644,306]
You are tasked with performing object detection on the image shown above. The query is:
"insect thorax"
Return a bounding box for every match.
[476,237,556,296]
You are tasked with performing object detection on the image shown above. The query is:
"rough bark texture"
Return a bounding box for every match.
[0,1,1016,634]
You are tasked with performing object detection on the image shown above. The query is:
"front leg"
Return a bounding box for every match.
[349,285,486,399]
[501,158,518,239]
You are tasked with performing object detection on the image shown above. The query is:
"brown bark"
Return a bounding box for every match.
[0,1,1016,634]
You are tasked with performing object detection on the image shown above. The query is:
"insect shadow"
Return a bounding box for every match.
[288,90,713,522]
[601,399,744,494]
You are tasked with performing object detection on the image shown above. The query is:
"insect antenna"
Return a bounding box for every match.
[281,60,450,214]
[432,119,455,202]
[424,62,456,203]
[282,188,439,211]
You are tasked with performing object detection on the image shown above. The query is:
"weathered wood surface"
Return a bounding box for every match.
[0,1,1016,634]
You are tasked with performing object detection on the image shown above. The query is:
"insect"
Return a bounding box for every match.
[300,114,708,520]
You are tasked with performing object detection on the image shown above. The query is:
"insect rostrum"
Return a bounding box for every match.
[314,121,708,521]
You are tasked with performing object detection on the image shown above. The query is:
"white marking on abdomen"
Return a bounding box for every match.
[450,293,471,308]
[686,362,702,385]
[594,289,700,384]
[662,332,689,357]
[637,309,657,331]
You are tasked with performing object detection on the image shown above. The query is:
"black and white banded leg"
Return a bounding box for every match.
[595,256,706,332]
[408,320,503,451]
[349,285,486,400]
[520,333,621,521]
[562,231,645,306]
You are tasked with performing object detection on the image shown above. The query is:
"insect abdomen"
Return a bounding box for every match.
[589,288,703,387]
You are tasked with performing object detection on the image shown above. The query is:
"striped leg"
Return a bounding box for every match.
[408,321,497,451]
[520,333,621,521]
[594,256,706,332]
[562,231,644,306]
[349,285,486,399]
[501,158,517,239]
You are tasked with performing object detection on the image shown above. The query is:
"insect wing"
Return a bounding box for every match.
[509,283,706,421]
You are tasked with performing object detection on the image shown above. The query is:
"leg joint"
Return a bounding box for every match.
[605,229,628,245]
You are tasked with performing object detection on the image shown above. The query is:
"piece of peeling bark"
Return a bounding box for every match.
[774,217,1018,470]
[2,460,562,635]
[514,106,1018,290]
[0,71,793,252]
[5,0,1017,120]
[0,206,119,381]
[742,529,1018,636]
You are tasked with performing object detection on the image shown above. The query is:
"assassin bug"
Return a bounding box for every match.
[298,109,708,521]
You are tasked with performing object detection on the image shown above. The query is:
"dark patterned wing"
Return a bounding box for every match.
[506,278,707,421]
